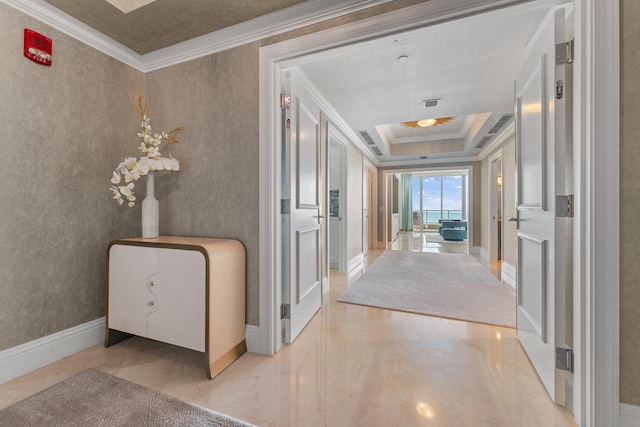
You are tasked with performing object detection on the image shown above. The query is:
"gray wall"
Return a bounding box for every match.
[620,0,640,406]
[0,3,143,350]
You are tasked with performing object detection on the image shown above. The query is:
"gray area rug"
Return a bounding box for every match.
[0,369,254,427]
[338,250,516,328]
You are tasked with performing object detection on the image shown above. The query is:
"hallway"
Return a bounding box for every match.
[0,248,575,426]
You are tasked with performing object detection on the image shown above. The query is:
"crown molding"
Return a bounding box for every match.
[2,0,394,73]
[1,0,144,69]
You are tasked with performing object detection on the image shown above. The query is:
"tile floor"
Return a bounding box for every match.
[0,244,576,426]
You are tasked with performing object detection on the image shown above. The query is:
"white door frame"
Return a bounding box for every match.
[328,125,350,274]
[257,0,620,425]
[488,149,503,264]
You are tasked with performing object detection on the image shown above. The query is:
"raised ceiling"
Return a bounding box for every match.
[43,0,307,54]
[296,4,553,164]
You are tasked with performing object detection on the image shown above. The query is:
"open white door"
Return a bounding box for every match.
[514,6,572,404]
[282,70,322,343]
[363,170,369,256]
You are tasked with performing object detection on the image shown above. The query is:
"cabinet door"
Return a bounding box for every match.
[147,248,206,352]
[108,245,159,337]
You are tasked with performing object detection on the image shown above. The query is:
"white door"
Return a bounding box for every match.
[282,70,322,343]
[363,170,369,256]
[514,7,571,404]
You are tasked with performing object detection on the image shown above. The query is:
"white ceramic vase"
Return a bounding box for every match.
[141,171,159,238]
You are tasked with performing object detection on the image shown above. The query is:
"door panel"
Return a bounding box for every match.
[283,70,322,343]
[515,7,570,404]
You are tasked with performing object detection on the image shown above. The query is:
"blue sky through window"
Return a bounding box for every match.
[412,175,463,223]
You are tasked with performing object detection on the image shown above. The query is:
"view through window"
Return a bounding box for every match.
[412,175,464,231]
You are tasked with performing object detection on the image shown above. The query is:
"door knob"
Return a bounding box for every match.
[313,215,325,219]
[508,217,519,222]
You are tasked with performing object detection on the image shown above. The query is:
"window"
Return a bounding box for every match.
[411,173,466,231]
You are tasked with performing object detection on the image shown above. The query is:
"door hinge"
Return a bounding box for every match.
[556,194,574,218]
[556,347,574,373]
[556,80,564,100]
[556,39,574,66]
[281,303,290,319]
[281,199,290,214]
[281,93,291,110]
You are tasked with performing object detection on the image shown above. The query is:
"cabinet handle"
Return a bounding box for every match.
[146,301,155,307]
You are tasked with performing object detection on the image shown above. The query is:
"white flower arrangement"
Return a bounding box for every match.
[110,96,183,207]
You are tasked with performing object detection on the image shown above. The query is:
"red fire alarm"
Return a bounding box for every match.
[24,29,52,66]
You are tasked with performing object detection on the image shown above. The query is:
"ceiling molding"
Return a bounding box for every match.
[141,0,394,71]
[1,0,395,73]
[294,68,379,166]
[378,156,480,168]
[477,120,515,160]
[1,0,144,70]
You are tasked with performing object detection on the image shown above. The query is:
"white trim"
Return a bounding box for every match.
[470,245,482,255]
[479,247,490,263]
[620,404,640,427]
[244,324,263,354]
[501,261,516,289]
[259,2,617,425]
[1,0,143,69]
[1,0,394,72]
[328,123,351,274]
[322,277,330,295]
[572,0,620,425]
[478,122,516,160]
[347,253,365,274]
[487,148,503,265]
[0,317,105,384]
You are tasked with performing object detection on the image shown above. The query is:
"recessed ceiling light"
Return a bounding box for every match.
[397,55,409,62]
[417,118,437,127]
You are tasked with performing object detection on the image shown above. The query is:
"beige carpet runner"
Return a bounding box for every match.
[0,369,255,426]
[338,250,516,328]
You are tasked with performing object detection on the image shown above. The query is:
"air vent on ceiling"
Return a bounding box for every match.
[475,136,493,149]
[488,114,514,134]
[422,98,441,108]
[358,130,376,145]
[372,147,383,156]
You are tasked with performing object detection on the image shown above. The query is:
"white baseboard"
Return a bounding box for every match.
[620,403,640,427]
[501,261,516,289]
[244,324,267,355]
[322,276,330,294]
[0,317,106,384]
[347,253,365,273]
[470,245,482,255]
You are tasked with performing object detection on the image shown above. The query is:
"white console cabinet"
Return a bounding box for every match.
[105,236,246,379]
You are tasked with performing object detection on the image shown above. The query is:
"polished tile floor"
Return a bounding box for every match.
[0,245,575,426]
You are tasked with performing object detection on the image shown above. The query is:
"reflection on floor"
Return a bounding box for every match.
[0,251,575,426]
[392,231,468,254]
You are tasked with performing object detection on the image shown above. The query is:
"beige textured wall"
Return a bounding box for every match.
[620,0,640,406]
[0,4,143,350]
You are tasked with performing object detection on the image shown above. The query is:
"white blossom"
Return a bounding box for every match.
[110,96,183,207]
